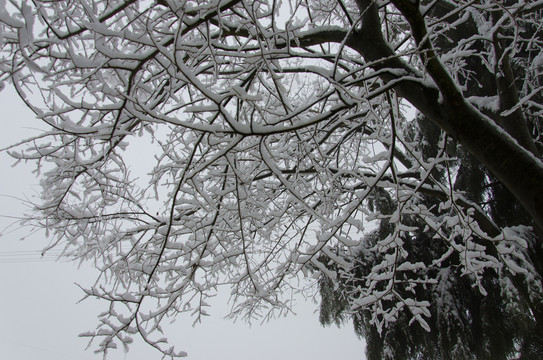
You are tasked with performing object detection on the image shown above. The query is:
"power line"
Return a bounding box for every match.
[0,249,75,263]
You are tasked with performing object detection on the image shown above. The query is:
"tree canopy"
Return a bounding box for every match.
[1,0,543,358]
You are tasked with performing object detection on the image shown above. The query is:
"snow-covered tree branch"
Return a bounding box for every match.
[1,0,542,358]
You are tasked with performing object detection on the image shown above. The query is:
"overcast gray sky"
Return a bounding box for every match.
[0,86,365,359]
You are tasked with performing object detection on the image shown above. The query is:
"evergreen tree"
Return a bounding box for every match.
[319,117,543,359]
[319,4,543,358]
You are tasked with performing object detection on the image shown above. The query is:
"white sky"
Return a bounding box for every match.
[0,87,366,359]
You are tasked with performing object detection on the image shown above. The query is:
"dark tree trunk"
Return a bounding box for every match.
[352,0,543,233]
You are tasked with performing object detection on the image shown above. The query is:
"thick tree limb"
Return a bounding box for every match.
[352,0,543,232]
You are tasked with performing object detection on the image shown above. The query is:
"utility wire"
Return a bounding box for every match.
[0,249,76,263]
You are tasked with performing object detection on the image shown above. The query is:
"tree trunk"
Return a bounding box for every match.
[353,0,543,233]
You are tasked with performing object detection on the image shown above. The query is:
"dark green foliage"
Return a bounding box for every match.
[319,199,543,360]
[318,116,543,360]
[318,4,543,359]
